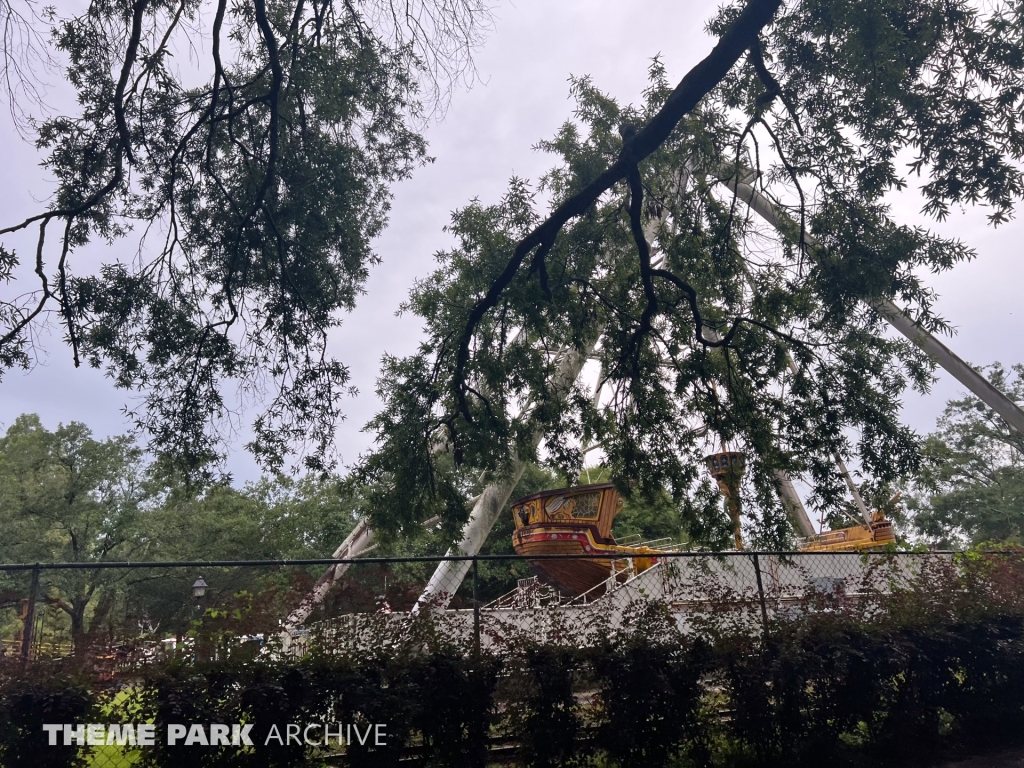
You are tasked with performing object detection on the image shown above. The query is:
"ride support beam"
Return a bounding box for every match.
[280,518,377,639]
[773,471,816,538]
[725,175,1024,438]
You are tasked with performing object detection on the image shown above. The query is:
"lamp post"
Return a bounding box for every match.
[192,577,208,605]
[192,577,208,661]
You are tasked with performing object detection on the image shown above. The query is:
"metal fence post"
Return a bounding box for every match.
[21,565,40,662]
[472,557,481,655]
[751,553,770,640]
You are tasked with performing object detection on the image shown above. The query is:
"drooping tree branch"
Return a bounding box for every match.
[251,0,283,217]
[113,0,149,165]
[624,153,811,371]
[623,140,658,377]
[451,0,783,425]
[0,0,55,135]
[0,0,494,474]
[748,37,802,134]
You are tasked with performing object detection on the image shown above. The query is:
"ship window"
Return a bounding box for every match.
[570,492,600,519]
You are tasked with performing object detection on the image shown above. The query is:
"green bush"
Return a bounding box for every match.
[4,552,1024,767]
[0,668,100,768]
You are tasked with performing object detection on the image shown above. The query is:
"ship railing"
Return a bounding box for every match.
[637,537,675,549]
[564,557,638,607]
[808,530,852,544]
[567,582,606,606]
[613,535,687,552]
[613,534,642,546]
[795,529,856,547]
[482,575,567,610]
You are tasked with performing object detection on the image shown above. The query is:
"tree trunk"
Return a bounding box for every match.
[83,590,116,650]
[69,599,88,656]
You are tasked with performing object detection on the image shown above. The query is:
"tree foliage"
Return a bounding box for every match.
[0,414,149,649]
[0,413,361,652]
[0,0,493,474]
[358,0,1024,544]
[910,363,1024,547]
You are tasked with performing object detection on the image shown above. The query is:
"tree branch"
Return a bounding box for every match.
[748,36,802,134]
[451,0,783,426]
[624,150,658,377]
[114,0,151,165]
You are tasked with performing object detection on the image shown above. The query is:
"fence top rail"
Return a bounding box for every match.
[0,550,994,572]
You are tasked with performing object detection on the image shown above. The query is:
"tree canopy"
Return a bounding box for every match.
[358,0,1024,544]
[3,0,1024,547]
[0,413,362,652]
[909,364,1024,548]
[0,0,493,474]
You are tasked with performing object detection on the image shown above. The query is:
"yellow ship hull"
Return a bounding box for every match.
[800,519,896,552]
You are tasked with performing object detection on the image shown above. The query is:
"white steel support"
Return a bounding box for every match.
[413,335,601,612]
[725,176,1024,438]
[773,471,816,537]
[412,467,527,612]
[873,300,1024,436]
[280,517,376,640]
[833,453,872,525]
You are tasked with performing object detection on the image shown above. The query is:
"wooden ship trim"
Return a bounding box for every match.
[511,481,900,596]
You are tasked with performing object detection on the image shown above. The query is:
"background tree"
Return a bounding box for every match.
[0,414,150,651]
[358,0,1024,546]
[0,0,493,475]
[0,413,366,651]
[115,473,363,643]
[909,364,1024,548]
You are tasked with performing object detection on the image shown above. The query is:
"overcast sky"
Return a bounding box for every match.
[1,0,1022,484]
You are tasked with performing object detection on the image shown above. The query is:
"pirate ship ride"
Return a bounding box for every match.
[511,450,896,596]
[281,165,1002,626]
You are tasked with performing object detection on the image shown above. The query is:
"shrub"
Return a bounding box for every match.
[0,666,100,768]
[4,552,1024,767]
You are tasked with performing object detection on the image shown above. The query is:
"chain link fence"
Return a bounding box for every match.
[0,551,968,661]
[291,551,971,657]
[0,549,1021,766]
